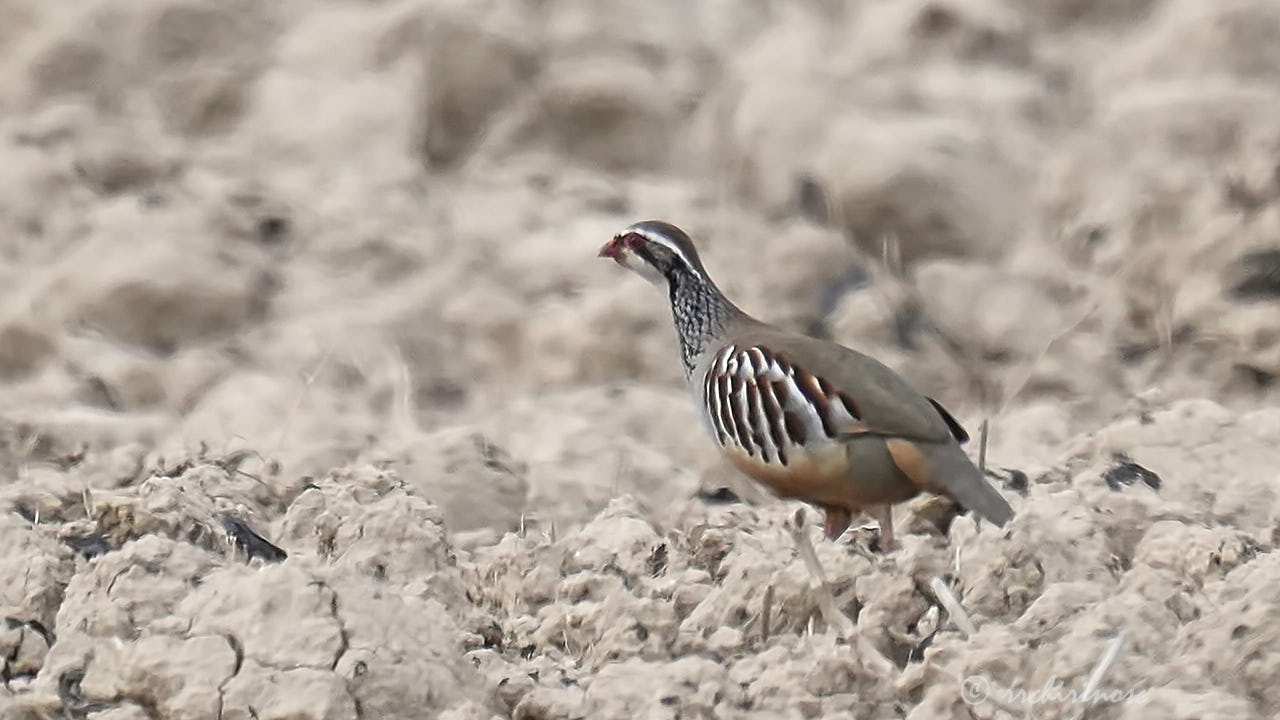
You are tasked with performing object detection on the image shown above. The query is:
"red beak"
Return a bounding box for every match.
[598,238,621,259]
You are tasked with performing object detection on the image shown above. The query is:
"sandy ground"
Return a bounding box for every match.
[1,0,1279,718]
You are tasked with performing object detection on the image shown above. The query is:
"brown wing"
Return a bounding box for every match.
[701,331,958,454]
[702,342,863,463]
[698,329,993,510]
[699,342,869,507]
[706,332,966,448]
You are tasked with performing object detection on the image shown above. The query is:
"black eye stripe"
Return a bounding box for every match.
[625,232,690,271]
[633,242,663,269]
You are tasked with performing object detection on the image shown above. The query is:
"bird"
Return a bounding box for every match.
[598,219,1014,551]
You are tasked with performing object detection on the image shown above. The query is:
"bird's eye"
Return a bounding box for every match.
[621,232,646,250]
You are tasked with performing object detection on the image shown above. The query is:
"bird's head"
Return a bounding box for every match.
[598,220,707,287]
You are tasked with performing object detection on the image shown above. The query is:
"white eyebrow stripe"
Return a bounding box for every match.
[626,227,698,270]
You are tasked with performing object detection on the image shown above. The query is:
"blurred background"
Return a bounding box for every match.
[2,0,1280,717]
[3,0,1278,526]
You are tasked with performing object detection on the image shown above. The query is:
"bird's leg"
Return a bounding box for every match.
[873,504,895,552]
[823,506,852,540]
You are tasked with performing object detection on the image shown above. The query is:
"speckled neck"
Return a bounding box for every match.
[667,265,737,378]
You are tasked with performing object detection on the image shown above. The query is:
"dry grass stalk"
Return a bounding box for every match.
[787,508,852,637]
[761,585,775,643]
[788,508,896,675]
[928,576,977,638]
[1071,630,1128,720]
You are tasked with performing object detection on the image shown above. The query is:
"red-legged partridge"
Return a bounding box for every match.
[599,220,1014,550]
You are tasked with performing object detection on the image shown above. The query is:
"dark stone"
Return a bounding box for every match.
[63,534,111,559]
[257,216,289,244]
[1229,248,1280,301]
[795,173,829,224]
[221,514,287,563]
[984,467,1028,495]
[697,486,740,504]
[1234,363,1276,389]
[1103,454,1162,491]
[4,617,55,646]
[647,542,669,577]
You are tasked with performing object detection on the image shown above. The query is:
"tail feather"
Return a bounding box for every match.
[888,438,1014,526]
[931,442,1014,525]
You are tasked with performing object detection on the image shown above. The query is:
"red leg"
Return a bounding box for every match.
[824,506,852,540]
[873,505,895,552]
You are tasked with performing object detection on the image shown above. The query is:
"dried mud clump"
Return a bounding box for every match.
[2,456,493,718]
[2,404,1279,717]
[456,403,1280,718]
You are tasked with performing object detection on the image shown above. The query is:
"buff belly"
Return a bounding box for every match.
[720,435,921,511]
